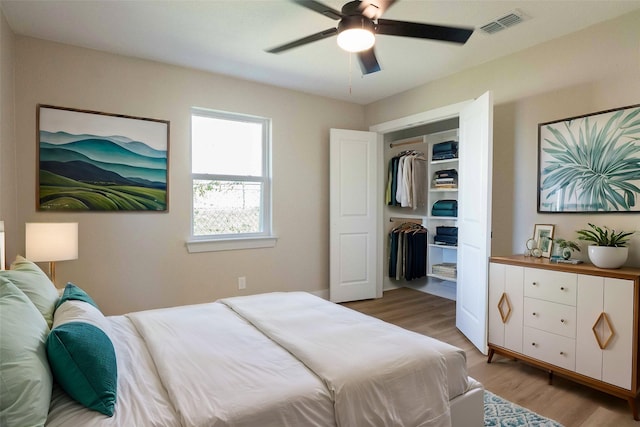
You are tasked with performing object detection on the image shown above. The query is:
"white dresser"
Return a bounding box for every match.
[488,255,640,420]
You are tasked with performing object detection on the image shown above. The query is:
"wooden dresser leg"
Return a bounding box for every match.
[547,370,554,385]
[487,348,495,363]
[627,397,639,421]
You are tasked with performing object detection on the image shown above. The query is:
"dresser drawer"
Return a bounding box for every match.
[524,297,576,338]
[524,268,577,306]
[523,327,576,371]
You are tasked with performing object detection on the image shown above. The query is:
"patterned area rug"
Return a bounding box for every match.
[484,391,565,427]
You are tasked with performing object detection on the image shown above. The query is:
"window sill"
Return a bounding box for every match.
[186,236,278,253]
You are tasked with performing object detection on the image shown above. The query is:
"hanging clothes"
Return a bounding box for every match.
[388,222,428,281]
[386,151,427,209]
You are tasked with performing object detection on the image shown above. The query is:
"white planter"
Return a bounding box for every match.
[588,245,628,269]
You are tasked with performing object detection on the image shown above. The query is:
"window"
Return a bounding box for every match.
[188,108,274,251]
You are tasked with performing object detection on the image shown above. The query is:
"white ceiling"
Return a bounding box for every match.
[2,0,640,105]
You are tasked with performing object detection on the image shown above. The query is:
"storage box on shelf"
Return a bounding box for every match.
[488,255,640,420]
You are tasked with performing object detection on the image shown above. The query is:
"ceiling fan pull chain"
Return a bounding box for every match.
[349,52,353,95]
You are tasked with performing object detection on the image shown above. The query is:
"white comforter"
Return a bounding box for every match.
[127,302,335,427]
[222,292,451,427]
[46,292,456,427]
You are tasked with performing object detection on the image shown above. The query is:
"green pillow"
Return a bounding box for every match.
[1,255,59,328]
[47,291,117,417]
[0,277,53,427]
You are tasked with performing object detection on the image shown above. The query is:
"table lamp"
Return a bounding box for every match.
[26,222,78,284]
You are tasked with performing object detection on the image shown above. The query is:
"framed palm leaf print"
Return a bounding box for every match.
[538,104,640,212]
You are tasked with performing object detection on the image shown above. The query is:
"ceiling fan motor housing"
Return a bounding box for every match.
[338,15,376,34]
[341,1,367,15]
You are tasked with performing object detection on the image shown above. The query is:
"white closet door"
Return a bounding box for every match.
[456,91,494,354]
[329,129,378,302]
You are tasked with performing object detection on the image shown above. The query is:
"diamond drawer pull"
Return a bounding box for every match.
[592,312,615,350]
[498,292,512,323]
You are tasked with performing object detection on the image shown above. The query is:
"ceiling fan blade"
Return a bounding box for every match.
[266,27,338,53]
[376,19,474,44]
[358,47,381,75]
[359,0,397,20]
[292,0,343,20]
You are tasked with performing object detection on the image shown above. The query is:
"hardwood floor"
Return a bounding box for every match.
[342,287,638,427]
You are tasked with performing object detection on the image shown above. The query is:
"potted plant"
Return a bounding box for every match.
[576,223,635,268]
[553,238,581,260]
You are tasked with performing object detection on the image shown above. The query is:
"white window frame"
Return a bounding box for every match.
[186,108,276,253]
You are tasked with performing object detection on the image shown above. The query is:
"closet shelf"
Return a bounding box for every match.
[431,158,458,165]
[429,244,457,250]
[389,216,424,224]
[427,273,457,282]
[428,216,458,221]
[429,188,458,192]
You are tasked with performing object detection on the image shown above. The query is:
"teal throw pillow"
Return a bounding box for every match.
[47,291,117,417]
[56,282,99,309]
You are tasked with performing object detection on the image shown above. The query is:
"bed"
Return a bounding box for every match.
[0,257,484,427]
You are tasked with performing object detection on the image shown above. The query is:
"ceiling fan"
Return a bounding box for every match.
[266,0,474,75]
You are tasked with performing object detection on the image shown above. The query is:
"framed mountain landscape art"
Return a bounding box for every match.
[37,105,169,211]
[538,104,640,213]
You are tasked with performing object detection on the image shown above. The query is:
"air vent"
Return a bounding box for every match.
[480,10,528,35]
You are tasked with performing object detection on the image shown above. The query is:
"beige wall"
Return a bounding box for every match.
[12,37,365,315]
[0,9,18,262]
[365,10,640,264]
[5,9,640,314]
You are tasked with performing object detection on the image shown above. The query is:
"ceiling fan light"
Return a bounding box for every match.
[337,28,375,52]
[337,16,375,53]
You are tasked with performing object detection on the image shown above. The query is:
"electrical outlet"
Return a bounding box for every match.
[238,276,246,290]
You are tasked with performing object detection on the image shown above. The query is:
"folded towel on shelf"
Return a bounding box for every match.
[431,209,458,217]
[432,141,458,154]
[432,199,457,216]
[436,226,458,236]
[434,169,458,179]
[434,235,458,246]
[432,200,458,210]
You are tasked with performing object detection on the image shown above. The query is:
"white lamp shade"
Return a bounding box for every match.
[26,223,78,262]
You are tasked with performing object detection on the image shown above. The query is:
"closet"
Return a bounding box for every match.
[330,91,493,353]
[383,121,460,300]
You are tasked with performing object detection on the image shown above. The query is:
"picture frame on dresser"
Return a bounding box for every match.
[37,105,170,212]
[538,103,640,213]
[532,224,554,258]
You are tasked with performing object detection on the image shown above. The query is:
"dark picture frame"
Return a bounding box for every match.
[37,105,169,211]
[538,104,640,213]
